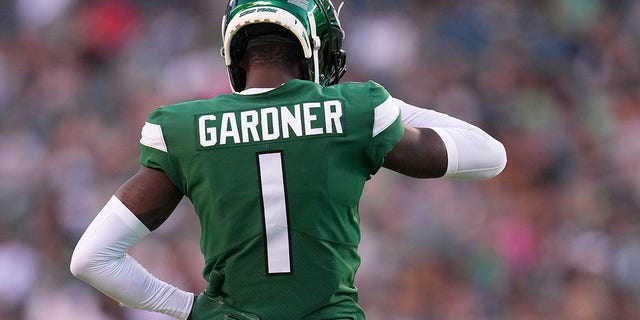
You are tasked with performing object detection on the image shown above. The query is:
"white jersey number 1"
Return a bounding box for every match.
[256,151,292,275]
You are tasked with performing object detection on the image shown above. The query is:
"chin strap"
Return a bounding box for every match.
[337,2,345,17]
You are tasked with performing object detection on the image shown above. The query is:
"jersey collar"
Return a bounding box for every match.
[236,88,276,95]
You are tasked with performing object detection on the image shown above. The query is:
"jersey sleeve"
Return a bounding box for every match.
[365,81,404,174]
[138,107,184,193]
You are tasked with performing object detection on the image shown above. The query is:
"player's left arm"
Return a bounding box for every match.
[70,166,194,320]
[393,98,507,180]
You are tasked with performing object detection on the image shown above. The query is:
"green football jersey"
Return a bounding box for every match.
[139,79,404,319]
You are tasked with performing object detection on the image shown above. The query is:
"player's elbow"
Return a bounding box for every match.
[69,246,87,279]
[489,140,507,177]
[69,243,96,281]
[446,138,507,180]
[475,140,507,179]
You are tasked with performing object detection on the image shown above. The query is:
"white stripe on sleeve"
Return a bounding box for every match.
[140,122,168,152]
[373,96,400,137]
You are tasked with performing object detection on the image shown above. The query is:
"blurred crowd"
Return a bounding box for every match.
[0,0,639,319]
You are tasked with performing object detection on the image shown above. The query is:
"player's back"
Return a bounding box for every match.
[139,79,403,319]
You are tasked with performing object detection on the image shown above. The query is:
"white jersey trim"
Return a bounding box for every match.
[140,122,168,152]
[373,96,400,137]
[237,87,276,95]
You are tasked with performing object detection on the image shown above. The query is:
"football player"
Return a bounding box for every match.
[70,1,507,319]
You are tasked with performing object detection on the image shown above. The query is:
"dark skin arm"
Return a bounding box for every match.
[115,167,183,231]
[383,126,448,178]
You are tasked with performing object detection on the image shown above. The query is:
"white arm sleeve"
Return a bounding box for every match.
[394,98,507,180]
[70,196,194,320]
